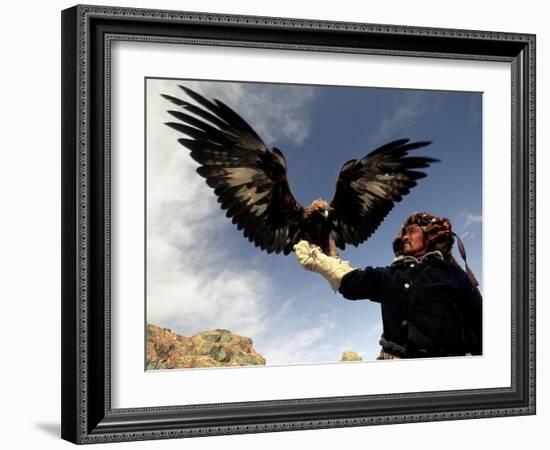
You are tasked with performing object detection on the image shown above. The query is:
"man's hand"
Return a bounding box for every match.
[293,240,355,292]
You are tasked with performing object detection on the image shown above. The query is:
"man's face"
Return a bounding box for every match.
[402,223,427,256]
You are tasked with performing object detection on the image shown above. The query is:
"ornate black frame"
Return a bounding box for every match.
[61,4,536,444]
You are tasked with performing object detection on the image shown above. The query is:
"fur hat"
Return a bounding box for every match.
[392,211,479,287]
[392,212,454,257]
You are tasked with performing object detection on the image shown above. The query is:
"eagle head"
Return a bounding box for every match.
[305,199,333,221]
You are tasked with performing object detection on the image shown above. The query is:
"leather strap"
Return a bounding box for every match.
[452,232,479,287]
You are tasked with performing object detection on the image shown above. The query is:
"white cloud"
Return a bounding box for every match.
[460,231,472,241]
[463,212,482,229]
[247,85,315,145]
[255,308,338,365]
[372,91,439,142]
[160,79,314,147]
[366,322,383,339]
[353,322,384,361]
[146,79,322,361]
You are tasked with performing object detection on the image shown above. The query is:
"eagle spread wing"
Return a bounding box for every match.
[162,85,438,256]
[163,85,304,255]
[329,139,437,250]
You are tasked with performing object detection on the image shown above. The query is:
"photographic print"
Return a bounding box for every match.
[145,79,483,369]
[61,7,535,442]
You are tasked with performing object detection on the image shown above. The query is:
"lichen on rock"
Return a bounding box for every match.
[340,351,363,362]
[146,324,266,369]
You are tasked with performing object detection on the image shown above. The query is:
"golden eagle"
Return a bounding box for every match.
[162,85,438,256]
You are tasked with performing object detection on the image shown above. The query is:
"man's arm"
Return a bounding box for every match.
[338,267,391,303]
[294,240,390,302]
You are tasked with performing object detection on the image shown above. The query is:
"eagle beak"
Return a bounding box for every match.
[323,210,329,219]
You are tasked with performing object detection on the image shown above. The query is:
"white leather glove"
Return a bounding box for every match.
[293,240,355,292]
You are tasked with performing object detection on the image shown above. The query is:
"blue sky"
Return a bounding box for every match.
[146,79,482,365]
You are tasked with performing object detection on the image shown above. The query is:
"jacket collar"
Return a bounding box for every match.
[392,250,444,266]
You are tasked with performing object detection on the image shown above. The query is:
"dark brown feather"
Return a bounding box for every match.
[163,87,438,256]
[329,139,437,250]
[164,86,305,255]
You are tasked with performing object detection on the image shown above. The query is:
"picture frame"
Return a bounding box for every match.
[61,4,536,444]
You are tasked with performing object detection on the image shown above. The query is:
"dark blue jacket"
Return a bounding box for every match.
[339,252,482,358]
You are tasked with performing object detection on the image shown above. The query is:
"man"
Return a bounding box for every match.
[294,212,482,359]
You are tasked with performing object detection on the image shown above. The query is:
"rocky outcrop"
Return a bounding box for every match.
[146,324,266,369]
[340,351,363,362]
